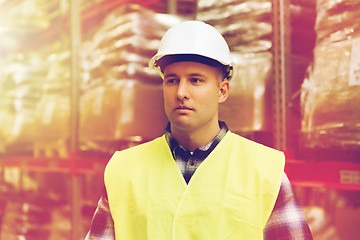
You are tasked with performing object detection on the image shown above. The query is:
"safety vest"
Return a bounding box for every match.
[105,131,285,240]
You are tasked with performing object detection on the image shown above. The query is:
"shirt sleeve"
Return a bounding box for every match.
[85,189,115,240]
[264,173,313,240]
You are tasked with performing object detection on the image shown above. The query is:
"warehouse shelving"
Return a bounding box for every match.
[272,0,360,191]
[1,0,360,239]
[0,1,168,239]
[285,159,360,191]
[2,154,360,191]
[0,153,106,176]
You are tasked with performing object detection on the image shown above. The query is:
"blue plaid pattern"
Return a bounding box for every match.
[165,121,228,183]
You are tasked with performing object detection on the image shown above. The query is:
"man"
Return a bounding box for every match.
[85,21,312,239]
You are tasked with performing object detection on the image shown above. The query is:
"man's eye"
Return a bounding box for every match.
[190,78,203,84]
[165,78,177,84]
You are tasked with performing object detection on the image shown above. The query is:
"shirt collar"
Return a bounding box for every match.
[165,121,229,159]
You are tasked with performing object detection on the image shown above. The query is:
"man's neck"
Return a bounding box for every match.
[171,122,221,152]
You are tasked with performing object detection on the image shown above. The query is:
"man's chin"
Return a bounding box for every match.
[169,118,194,131]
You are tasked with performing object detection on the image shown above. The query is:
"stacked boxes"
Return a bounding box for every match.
[33,52,71,157]
[0,53,48,154]
[0,0,69,156]
[0,51,71,156]
[1,0,52,30]
[79,4,182,152]
[0,3,183,155]
[197,0,273,132]
[301,0,360,151]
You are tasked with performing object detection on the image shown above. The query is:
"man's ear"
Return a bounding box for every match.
[218,80,230,103]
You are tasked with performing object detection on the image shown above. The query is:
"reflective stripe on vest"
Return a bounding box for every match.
[105,132,285,240]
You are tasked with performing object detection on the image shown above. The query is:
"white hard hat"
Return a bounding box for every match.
[149,21,235,81]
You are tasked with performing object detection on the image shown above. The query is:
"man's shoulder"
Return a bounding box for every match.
[106,135,166,167]
[229,132,283,154]
[119,135,165,154]
[226,132,285,170]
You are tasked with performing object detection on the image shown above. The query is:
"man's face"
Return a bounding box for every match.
[163,61,229,134]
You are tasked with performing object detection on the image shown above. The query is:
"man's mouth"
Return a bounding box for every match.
[176,105,193,110]
[175,106,194,112]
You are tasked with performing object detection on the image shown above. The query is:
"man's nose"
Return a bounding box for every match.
[176,79,189,100]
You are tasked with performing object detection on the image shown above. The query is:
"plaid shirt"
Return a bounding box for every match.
[85,122,312,239]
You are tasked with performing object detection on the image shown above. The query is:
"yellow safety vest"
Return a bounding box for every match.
[105,131,285,240]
